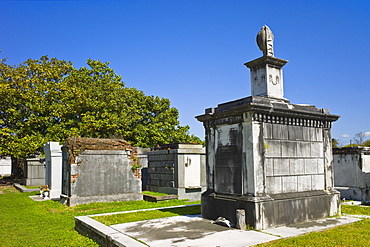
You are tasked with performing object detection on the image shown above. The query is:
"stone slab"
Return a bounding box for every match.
[143,194,178,202]
[111,215,279,247]
[109,214,362,247]
[14,183,39,193]
[75,216,147,247]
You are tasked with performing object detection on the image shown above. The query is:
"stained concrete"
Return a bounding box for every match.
[109,214,361,247]
[74,202,366,247]
[110,215,279,247]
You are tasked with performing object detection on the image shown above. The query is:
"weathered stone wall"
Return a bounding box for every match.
[61,137,142,206]
[264,124,325,194]
[147,151,176,190]
[333,147,370,201]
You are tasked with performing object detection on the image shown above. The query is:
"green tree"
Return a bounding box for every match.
[0,56,202,162]
[0,56,74,158]
[363,140,370,147]
[332,138,339,148]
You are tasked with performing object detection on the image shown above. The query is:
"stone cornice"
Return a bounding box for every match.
[195,96,340,126]
[244,56,288,70]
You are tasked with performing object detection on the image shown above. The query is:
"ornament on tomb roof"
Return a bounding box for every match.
[256,25,274,57]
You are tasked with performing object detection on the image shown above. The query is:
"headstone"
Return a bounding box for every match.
[196,25,341,230]
[147,143,206,201]
[333,147,370,201]
[44,142,63,199]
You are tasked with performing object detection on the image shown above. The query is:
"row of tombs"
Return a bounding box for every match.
[24,138,206,206]
[24,139,370,205]
[17,25,370,230]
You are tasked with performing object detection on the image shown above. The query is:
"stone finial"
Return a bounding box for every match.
[256,25,274,57]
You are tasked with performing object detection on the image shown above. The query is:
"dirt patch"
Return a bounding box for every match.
[0,177,21,186]
[0,185,17,194]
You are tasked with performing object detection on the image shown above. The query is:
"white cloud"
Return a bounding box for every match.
[364,132,370,137]
[341,134,350,138]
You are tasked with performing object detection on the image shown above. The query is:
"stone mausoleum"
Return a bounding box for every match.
[196,25,341,230]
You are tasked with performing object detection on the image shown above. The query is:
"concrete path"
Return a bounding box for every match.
[110,214,362,247]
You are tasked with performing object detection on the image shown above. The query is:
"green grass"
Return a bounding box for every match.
[94,205,201,225]
[2,185,370,247]
[0,186,199,247]
[259,219,370,246]
[24,185,40,189]
[142,190,169,196]
[0,186,96,246]
[258,205,370,246]
[342,204,370,215]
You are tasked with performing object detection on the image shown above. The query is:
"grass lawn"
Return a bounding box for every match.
[0,186,198,247]
[258,204,370,246]
[142,190,169,196]
[2,185,370,247]
[94,205,201,225]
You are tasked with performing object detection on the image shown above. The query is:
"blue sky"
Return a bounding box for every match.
[2,0,370,145]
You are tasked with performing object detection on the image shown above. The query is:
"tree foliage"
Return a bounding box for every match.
[0,56,202,158]
[363,140,370,147]
[332,138,339,148]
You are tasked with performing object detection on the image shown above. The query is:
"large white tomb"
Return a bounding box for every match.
[196,25,341,230]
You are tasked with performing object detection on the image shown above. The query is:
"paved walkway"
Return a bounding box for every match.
[110,214,362,247]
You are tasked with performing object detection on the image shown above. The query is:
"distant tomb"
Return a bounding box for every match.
[0,156,11,177]
[196,25,341,230]
[334,147,370,202]
[22,156,45,186]
[60,137,142,206]
[147,143,206,201]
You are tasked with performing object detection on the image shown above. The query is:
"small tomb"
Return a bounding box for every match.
[334,147,370,202]
[147,143,206,201]
[60,137,142,206]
